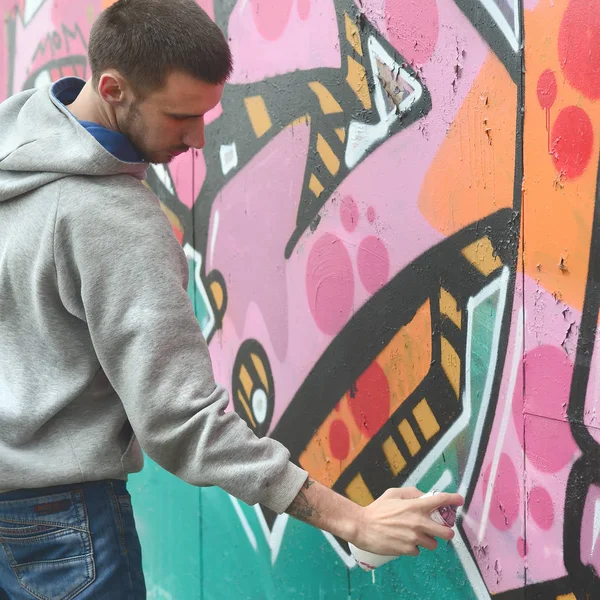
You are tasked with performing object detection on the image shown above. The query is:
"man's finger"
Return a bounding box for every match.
[416,534,438,551]
[420,492,464,511]
[420,520,455,541]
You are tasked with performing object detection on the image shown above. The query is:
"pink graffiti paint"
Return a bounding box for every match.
[340,195,359,233]
[227,0,340,84]
[306,233,355,336]
[584,328,600,445]
[529,485,555,530]
[209,0,489,436]
[512,345,578,473]
[385,0,439,65]
[169,150,207,209]
[481,453,520,531]
[357,235,390,294]
[464,276,585,592]
[207,119,312,363]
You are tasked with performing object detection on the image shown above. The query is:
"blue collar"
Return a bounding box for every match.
[51,77,144,164]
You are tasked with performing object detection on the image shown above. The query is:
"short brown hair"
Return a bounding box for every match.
[88,0,232,95]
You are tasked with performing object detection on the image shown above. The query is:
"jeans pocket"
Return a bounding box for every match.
[0,490,95,600]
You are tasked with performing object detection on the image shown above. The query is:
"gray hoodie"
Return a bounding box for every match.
[0,82,307,513]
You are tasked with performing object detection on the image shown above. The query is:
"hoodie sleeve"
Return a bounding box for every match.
[53,175,308,513]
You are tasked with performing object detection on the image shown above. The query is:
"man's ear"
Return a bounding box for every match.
[97,71,131,107]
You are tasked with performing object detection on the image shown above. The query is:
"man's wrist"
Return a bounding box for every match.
[337,502,362,545]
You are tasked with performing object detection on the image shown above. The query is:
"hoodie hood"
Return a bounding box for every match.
[0,78,148,202]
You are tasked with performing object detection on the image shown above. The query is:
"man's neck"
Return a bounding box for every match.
[67,79,118,132]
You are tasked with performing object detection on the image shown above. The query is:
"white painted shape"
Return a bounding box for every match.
[452,531,492,599]
[229,496,258,550]
[250,506,291,565]
[480,0,520,51]
[252,389,268,424]
[269,514,289,565]
[344,36,423,169]
[321,531,357,568]
[458,266,509,498]
[478,308,523,542]
[404,267,510,492]
[23,0,46,25]
[253,504,272,542]
[209,210,220,265]
[182,243,216,338]
[592,498,600,555]
[345,120,388,169]
[431,469,454,493]
[219,142,238,176]
[150,163,175,195]
[513,0,520,45]
[367,36,423,123]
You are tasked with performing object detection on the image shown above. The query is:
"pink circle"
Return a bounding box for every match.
[297,0,310,21]
[358,236,390,294]
[482,454,520,531]
[250,0,293,41]
[329,419,350,460]
[512,345,578,472]
[306,234,354,335]
[551,106,594,179]
[340,196,359,232]
[529,486,554,530]
[385,0,439,65]
[367,206,376,224]
[537,69,557,109]
[517,537,527,557]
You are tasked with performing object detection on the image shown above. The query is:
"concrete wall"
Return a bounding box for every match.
[2,0,600,597]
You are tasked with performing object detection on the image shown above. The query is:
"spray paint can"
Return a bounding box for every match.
[348,490,458,572]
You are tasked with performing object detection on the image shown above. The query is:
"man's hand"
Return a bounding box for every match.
[285,478,464,558]
[353,486,464,556]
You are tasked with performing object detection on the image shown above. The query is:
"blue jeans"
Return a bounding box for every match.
[0,480,146,599]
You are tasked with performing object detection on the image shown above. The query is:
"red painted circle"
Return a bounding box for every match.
[537,69,557,109]
[329,419,350,460]
[340,195,359,232]
[297,0,310,21]
[551,106,594,179]
[348,362,390,438]
[306,234,354,335]
[358,236,390,294]
[529,486,555,530]
[558,0,600,99]
[250,0,293,41]
[482,454,520,531]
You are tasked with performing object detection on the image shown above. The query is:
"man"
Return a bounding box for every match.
[0,0,463,597]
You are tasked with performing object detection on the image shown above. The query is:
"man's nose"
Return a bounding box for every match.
[183,118,205,150]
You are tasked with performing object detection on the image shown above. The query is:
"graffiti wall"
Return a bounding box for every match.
[2,0,600,597]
